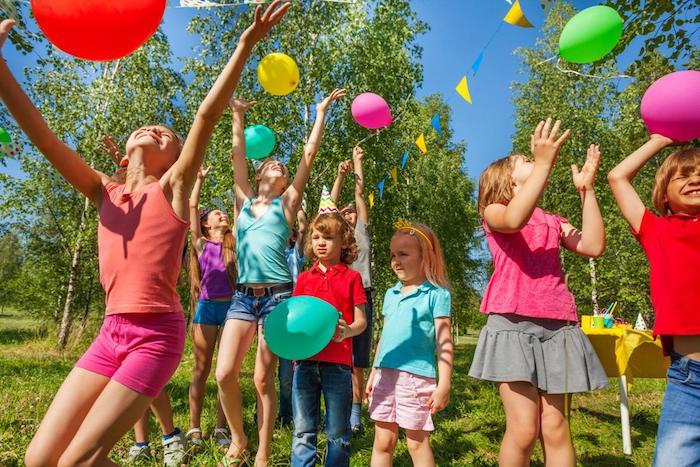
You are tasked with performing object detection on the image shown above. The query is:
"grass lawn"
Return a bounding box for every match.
[0,310,664,466]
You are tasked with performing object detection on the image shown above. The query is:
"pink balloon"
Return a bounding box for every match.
[641,70,700,142]
[351,93,392,130]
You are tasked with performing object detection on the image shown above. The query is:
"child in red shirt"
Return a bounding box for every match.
[608,135,700,466]
[291,187,367,467]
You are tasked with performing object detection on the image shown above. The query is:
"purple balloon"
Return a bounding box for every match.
[641,70,700,142]
[351,92,392,130]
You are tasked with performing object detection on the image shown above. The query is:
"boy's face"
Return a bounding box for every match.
[665,167,700,215]
[311,227,343,263]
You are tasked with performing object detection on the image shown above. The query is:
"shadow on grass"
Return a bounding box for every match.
[0,326,47,346]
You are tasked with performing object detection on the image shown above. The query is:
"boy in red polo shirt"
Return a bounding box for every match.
[290,187,367,467]
[608,136,700,466]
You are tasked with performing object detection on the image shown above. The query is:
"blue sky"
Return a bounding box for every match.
[0,0,669,182]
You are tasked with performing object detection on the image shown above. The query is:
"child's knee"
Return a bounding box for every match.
[375,430,398,452]
[508,421,540,449]
[540,413,569,444]
[25,445,58,467]
[253,370,274,393]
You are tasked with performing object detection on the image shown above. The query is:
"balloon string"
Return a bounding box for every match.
[535,55,631,80]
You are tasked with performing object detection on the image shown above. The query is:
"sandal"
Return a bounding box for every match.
[214,427,232,447]
[185,427,203,447]
[218,449,249,467]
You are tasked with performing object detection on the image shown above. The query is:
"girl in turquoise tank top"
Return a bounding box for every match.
[216,89,346,465]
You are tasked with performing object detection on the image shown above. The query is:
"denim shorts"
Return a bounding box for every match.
[226,289,292,324]
[193,299,231,327]
[352,290,374,368]
[653,352,700,467]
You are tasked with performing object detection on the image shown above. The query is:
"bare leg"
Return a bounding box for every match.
[133,411,151,444]
[370,421,399,467]
[539,392,575,467]
[406,429,435,467]
[352,367,365,404]
[150,390,176,435]
[254,324,278,466]
[498,382,541,467]
[189,323,219,439]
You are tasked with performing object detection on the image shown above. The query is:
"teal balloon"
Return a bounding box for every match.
[0,127,11,143]
[264,296,340,360]
[244,124,276,160]
[558,6,623,64]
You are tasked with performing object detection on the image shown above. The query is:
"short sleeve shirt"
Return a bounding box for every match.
[351,220,372,288]
[293,262,367,365]
[373,281,452,378]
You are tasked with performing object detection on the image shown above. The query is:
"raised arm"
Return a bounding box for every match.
[607,135,674,232]
[284,88,346,216]
[163,1,291,216]
[189,166,211,253]
[352,146,369,225]
[561,144,605,258]
[229,98,257,210]
[0,20,107,206]
[484,118,570,233]
[330,159,351,202]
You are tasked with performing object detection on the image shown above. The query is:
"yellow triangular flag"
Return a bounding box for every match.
[368,192,375,208]
[415,133,427,154]
[455,76,472,104]
[390,167,398,184]
[503,0,533,28]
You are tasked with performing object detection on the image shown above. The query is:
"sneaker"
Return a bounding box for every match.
[351,424,363,436]
[127,444,152,463]
[162,433,187,467]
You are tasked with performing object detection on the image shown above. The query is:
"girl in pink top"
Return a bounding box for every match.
[468,118,608,466]
[0,3,291,465]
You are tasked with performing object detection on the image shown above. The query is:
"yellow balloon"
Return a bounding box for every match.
[258,53,300,96]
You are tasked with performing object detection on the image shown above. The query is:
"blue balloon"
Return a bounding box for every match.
[244,124,276,160]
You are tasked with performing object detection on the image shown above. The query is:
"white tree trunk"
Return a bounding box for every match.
[589,257,599,313]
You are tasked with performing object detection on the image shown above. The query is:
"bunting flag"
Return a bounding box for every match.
[401,149,410,169]
[368,192,375,208]
[431,114,442,136]
[471,52,485,76]
[211,197,228,213]
[415,133,427,154]
[503,0,533,28]
[378,179,386,200]
[390,167,398,184]
[455,76,473,104]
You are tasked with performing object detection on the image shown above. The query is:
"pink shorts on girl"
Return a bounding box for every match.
[368,367,437,431]
[76,312,185,398]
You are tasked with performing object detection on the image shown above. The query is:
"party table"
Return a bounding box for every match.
[582,326,669,455]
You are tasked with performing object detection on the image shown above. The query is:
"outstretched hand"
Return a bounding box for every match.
[0,19,16,55]
[316,88,347,114]
[198,165,212,180]
[572,144,601,192]
[229,97,256,114]
[100,136,123,166]
[338,159,352,176]
[240,0,292,46]
[530,117,571,167]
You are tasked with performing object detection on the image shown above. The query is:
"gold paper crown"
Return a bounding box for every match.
[394,219,433,250]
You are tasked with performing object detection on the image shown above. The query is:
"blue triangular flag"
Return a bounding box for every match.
[431,114,442,136]
[401,150,410,169]
[471,51,484,76]
[378,179,386,199]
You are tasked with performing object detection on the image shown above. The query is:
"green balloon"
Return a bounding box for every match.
[244,124,276,160]
[264,296,340,360]
[558,6,623,64]
[0,127,11,144]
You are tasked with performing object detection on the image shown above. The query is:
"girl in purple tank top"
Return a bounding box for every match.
[468,118,608,466]
[185,166,236,448]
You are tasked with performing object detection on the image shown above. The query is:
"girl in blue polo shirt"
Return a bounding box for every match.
[366,220,453,466]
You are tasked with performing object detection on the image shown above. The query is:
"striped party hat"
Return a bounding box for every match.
[318,186,339,215]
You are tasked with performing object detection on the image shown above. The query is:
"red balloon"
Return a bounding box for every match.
[31,0,167,62]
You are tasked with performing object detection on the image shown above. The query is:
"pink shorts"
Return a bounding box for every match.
[368,367,437,432]
[76,312,185,397]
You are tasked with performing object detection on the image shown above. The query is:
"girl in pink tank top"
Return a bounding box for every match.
[0,4,292,465]
[469,119,608,466]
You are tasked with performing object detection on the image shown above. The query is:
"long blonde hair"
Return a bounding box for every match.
[478,154,525,217]
[393,222,450,289]
[652,147,700,215]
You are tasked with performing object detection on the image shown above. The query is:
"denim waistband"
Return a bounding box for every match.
[670,351,700,372]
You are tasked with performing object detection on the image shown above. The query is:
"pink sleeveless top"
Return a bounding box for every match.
[98,182,188,315]
[480,208,577,321]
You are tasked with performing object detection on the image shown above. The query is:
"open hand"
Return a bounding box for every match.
[100,135,123,165]
[229,97,256,113]
[571,144,601,192]
[364,369,376,402]
[0,19,16,56]
[316,88,347,114]
[530,117,571,167]
[240,0,292,46]
[198,165,212,180]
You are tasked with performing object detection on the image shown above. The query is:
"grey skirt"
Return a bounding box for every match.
[468,313,609,394]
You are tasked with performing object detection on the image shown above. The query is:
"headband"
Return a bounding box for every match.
[394,219,433,250]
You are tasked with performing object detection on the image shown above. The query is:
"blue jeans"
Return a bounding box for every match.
[225,289,291,324]
[278,358,294,426]
[653,352,700,467]
[292,361,352,467]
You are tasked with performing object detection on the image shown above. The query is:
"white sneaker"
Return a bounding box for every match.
[162,433,187,466]
[127,444,152,463]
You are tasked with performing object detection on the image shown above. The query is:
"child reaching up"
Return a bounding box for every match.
[216,88,345,465]
[366,221,453,467]
[469,118,608,466]
[608,135,700,465]
[290,188,367,467]
[0,2,290,464]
